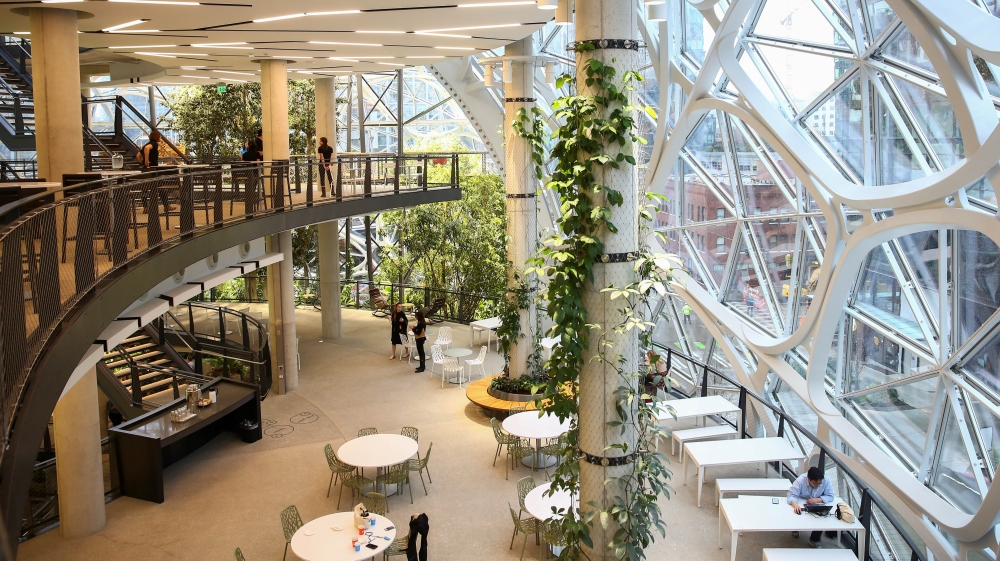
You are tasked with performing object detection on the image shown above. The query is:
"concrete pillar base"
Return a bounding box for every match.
[53,367,106,538]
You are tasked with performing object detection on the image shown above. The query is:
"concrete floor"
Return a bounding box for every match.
[19,307,850,561]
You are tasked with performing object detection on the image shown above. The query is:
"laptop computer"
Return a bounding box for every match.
[803,503,833,515]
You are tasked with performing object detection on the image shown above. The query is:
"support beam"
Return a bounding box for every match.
[260,59,289,161]
[575,0,640,558]
[316,77,342,340]
[29,7,84,185]
[504,37,539,378]
[357,73,366,153]
[52,366,106,538]
[266,231,298,393]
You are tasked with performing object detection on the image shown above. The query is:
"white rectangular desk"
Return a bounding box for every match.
[721,496,864,561]
[763,548,858,561]
[684,437,804,507]
[469,317,501,349]
[655,395,741,423]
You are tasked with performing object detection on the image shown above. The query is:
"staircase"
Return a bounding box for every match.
[0,38,34,152]
[97,325,197,419]
[83,126,141,172]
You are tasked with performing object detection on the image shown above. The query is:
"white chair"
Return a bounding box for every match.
[465,345,488,381]
[434,326,452,349]
[404,336,419,364]
[442,357,463,389]
[430,345,446,376]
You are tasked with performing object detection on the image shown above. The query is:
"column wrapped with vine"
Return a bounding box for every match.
[525,39,678,560]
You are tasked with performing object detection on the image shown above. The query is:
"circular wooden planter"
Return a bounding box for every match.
[487,386,542,403]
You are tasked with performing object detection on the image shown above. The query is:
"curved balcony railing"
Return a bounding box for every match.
[0,155,462,462]
[656,346,927,561]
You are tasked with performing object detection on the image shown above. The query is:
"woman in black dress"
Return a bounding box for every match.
[390,303,409,359]
[412,310,427,373]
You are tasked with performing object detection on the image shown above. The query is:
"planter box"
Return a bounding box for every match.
[487,385,541,403]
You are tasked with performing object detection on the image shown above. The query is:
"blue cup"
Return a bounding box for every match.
[354,543,361,552]
[370,516,376,526]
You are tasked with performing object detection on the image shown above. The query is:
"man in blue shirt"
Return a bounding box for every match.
[787,466,836,547]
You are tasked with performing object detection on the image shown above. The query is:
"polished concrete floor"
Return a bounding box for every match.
[19,307,848,561]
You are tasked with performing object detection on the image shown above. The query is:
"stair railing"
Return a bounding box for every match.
[0,75,30,135]
[82,125,116,172]
[113,96,189,165]
[0,38,31,86]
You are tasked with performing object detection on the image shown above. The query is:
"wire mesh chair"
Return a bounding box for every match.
[541,519,569,559]
[376,462,413,510]
[384,532,409,559]
[516,476,537,522]
[337,469,374,510]
[509,405,527,415]
[404,442,433,495]
[465,345,488,380]
[508,503,542,561]
[362,491,389,516]
[234,547,247,561]
[358,427,378,437]
[491,417,518,467]
[280,505,304,561]
[401,426,421,465]
[506,437,534,480]
[539,434,568,481]
[430,345,445,375]
[434,326,452,349]
[442,357,463,388]
[324,444,357,497]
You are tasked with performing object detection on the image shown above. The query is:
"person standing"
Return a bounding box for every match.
[255,128,263,153]
[413,310,427,373]
[390,303,409,359]
[138,130,161,168]
[681,303,692,324]
[242,139,261,162]
[317,136,334,196]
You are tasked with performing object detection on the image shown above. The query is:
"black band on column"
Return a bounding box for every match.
[506,193,536,199]
[581,450,636,467]
[600,252,639,263]
[505,97,536,103]
[568,39,644,51]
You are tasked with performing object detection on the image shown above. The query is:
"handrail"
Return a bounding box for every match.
[0,156,461,465]
[114,95,189,164]
[657,345,927,561]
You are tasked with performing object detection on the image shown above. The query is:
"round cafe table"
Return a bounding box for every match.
[443,347,472,384]
[503,411,571,468]
[337,434,418,494]
[524,481,575,521]
[291,511,396,561]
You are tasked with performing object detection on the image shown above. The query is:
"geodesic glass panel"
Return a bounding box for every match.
[931,404,984,514]
[846,376,937,467]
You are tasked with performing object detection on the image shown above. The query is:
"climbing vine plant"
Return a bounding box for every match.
[524,44,678,560]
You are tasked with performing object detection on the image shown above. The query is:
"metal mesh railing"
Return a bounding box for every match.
[0,155,461,465]
[655,345,927,561]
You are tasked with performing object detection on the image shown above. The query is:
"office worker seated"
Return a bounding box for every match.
[788,466,837,548]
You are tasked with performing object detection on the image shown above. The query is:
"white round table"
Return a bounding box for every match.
[338,434,418,493]
[503,411,571,468]
[524,482,574,521]
[442,348,472,383]
[291,511,396,561]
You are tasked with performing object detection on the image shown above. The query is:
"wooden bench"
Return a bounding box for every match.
[465,376,537,415]
[671,425,736,456]
[763,548,857,561]
[715,478,792,506]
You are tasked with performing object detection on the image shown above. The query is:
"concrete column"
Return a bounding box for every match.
[575,1,639,558]
[52,366,105,538]
[315,77,342,340]
[29,8,84,185]
[504,37,539,379]
[260,59,289,161]
[266,232,298,392]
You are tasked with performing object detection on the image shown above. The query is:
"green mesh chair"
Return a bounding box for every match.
[376,462,412,510]
[401,426,421,465]
[324,444,356,497]
[516,476,537,521]
[279,505,304,561]
[337,470,374,510]
[506,437,533,480]
[384,532,409,559]
[234,547,246,561]
[539,434,568,481]
[541,519,569,559]
[404,442,433,495]
[509,405,527,415]
[358,427,378,437]
[508,503,542,561]
[491,417,518,467]
[362,491,388,516]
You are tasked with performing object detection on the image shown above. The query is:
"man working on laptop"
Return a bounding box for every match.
[788,466,836,548]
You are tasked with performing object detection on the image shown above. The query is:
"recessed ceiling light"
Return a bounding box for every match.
[110,44,177,49]
[458,1,535,6]
[418,23,522,33]
[180,75,210,79]
[328,57,360,62]
[193,44,254,49]
[110,0,201,4]
[377,62,406,66]
[102,19,151,33]
[224,78,248,83]
[180,65,205,69]
[40,0,83,3]
[309,41,382,47]
[12,32,29,35]
[407,56,445,58]
[109,30,162,33]
[356,31,406,34]
[137,52,208,56]
[253,14,305,23]
[414,32,473,38]
[305,10,361,16]
[359,56,395,59]
[213,70,257,75]
[435,46,476,50]
[136,52,176,58]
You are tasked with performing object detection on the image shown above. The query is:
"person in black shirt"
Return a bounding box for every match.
[390,303,409,359]
[413,310,427,373]
[255,128,263,153]
[317,136,334,195]
[242,139,262,162]
[138,130,161,168]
